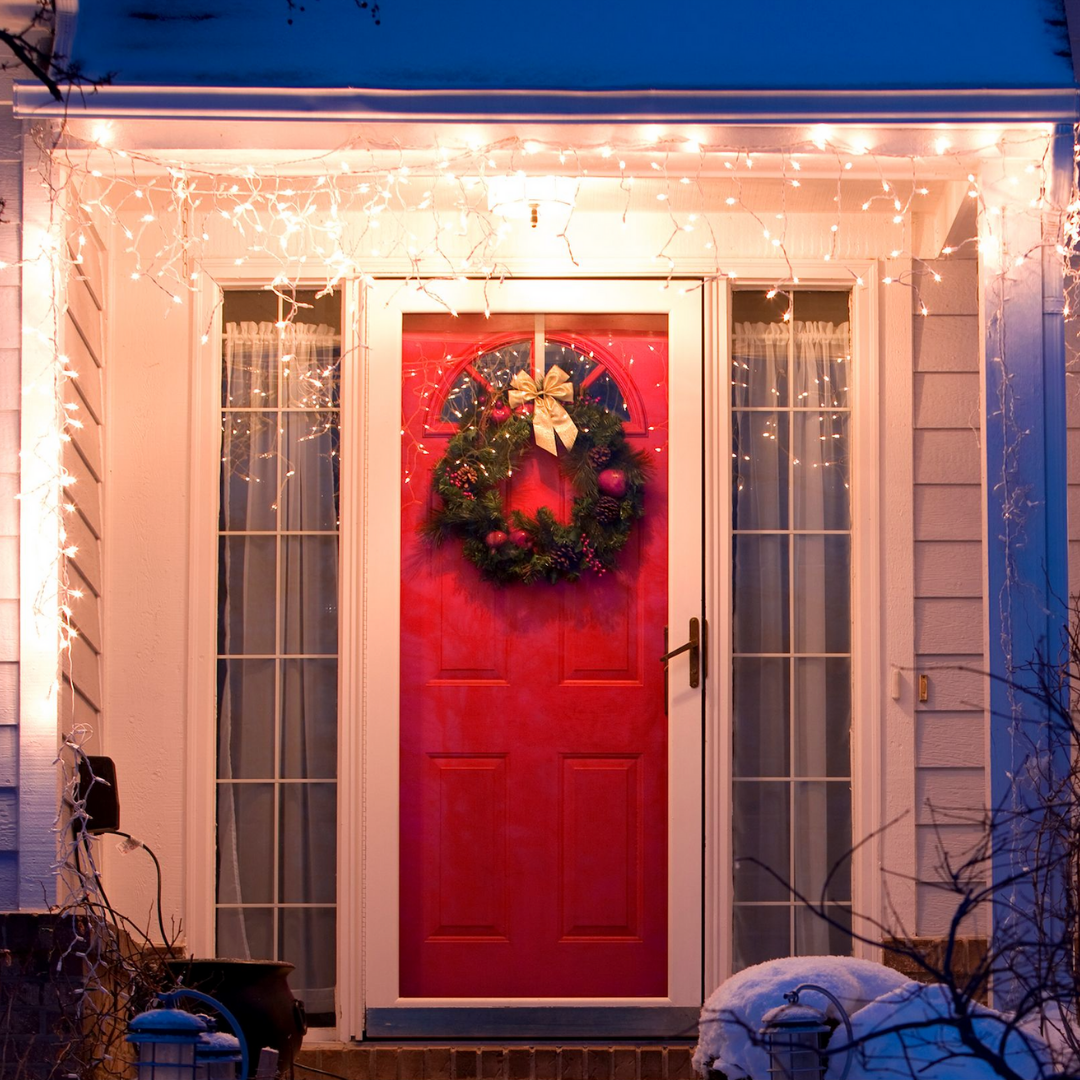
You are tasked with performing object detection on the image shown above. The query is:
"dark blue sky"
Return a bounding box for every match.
[72,0,1074,91]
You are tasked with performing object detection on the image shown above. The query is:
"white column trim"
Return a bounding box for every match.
[338,276,366,1039]
[703,277,732,990]
[19,127,63,909]
[877,265,917,939]
[184,275,223,955]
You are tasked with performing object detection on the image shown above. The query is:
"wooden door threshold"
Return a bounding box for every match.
[365,1008,700,1040]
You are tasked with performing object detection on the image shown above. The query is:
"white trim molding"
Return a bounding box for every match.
[704,261,886,985]
[14,84,1080,124]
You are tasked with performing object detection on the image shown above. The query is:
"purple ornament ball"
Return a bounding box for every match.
[509,528,532,549]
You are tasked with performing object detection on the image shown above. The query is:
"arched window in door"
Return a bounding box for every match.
[434,335,637,430]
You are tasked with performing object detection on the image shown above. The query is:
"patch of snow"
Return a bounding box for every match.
[1017,1003,1079,1076]
[694,955,915,1079]
[847,983,1052,1080]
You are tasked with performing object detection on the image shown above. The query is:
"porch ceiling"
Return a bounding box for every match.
[49,118,1043,265]
[48,118,1051,180]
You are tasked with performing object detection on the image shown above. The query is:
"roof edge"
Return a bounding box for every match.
[14,84,1080,125]
[1065,0,1080,84]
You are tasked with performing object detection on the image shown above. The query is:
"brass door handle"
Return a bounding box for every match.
[661,617,703,689]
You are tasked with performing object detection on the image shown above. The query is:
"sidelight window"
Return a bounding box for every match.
[730,290,854,970]
[214,289,342,1026]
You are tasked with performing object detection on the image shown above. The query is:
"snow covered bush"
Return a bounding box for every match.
[694,957,1061,1080]
[693,955,915,1079]
[847,982,1051,1080]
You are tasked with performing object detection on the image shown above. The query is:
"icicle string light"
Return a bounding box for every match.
[1,119,1077,727]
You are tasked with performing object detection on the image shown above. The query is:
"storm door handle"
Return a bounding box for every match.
[660,617,703,690]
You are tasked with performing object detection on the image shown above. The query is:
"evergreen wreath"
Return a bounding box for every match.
[424,393,651,584]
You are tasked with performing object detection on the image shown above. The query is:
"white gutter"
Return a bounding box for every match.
[14,83,1080,124]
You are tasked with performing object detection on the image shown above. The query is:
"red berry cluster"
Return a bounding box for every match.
[581,534,606,575]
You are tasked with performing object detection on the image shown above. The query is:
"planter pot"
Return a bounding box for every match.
[165,958,307,1077]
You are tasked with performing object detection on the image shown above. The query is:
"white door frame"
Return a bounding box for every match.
[702,265,885,991]
[356,278,705,1035]
[185,262,889,1043]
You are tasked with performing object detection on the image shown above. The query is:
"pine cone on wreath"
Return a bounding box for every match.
[550,544,579,572]
[594,495,621,524]
[587,445,613,470]
[448,464,478,489]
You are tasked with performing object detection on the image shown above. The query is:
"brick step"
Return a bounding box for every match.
[294,1043,700,1080]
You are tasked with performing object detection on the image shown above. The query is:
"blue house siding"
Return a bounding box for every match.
[983,127,1073,1003]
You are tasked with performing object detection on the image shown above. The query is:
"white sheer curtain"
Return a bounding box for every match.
[217,320,340,1018]
[732,318,851,964]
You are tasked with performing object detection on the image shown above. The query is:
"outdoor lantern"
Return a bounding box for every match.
[156,988,250,1080]
[195,1029,244,1080]
[760,984,854,1080]
[126,1007,208,1080]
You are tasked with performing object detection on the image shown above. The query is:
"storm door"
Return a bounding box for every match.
[363,280,703,1038]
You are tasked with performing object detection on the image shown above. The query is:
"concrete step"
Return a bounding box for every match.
[294,1042,700,1080]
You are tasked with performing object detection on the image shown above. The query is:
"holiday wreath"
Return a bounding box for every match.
[424,365,651,584]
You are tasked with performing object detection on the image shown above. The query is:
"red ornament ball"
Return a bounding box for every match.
[490,401,512,423]
[485,530,508,548]
[513,402,534,417]
[509,528,532,549]
[597,468,628,498]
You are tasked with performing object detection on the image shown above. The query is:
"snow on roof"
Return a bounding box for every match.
[70,0,1075,94]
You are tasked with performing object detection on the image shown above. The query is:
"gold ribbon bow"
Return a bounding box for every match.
[508,365,578,455]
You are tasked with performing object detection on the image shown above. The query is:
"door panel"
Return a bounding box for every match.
[399,316,668,998]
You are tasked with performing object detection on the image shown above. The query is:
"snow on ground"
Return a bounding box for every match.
[693,955,914,1079]
[847,982,1051,1080]
[1019,1004,1080,1075]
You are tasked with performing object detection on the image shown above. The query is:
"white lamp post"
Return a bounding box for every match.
[760,984,855,1080]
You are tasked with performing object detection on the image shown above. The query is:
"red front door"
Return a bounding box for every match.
[399,313,671,998]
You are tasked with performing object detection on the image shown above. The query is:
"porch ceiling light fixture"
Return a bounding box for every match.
[486,173,577,227]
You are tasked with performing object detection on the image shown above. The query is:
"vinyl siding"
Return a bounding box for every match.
[911,258,986,936]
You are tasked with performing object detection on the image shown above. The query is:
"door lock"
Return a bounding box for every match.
[661,617,705,689]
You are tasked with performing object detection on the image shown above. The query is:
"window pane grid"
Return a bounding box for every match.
[217,778,338,785]
[222,407,341,413]
[215,292,340,1021]
[216,903,338,908]
[731,291,853,972]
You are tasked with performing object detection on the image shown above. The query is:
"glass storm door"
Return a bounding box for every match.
[364,280,702,1030]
